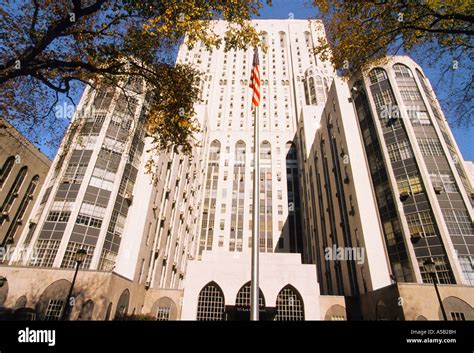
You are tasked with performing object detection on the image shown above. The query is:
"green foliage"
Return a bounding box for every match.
[312,0,473,123]
[0,0,270,154]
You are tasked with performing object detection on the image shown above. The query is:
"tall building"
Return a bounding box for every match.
[298,56,474,302]
[5,77,205,320]
[180,20,333,320]
[0,118,51,248]
[0,20,472,321]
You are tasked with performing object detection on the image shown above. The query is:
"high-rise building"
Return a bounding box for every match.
[5,77,206,320]
[0,20,472,321]
[180,20,333,320]
[298,56,474,302]
[0,118,51,248]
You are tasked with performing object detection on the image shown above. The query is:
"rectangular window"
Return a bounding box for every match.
[387,140,413,162]
[29,239,60,267]
[397,173,423,195]
[418,138,444,156]
[406,211,437,238]
[44,299,64,321]
[450,312,466,321]
[399,85,422,101]
[76,202,106,228]
[156,307,171,321]
[60,242,94,269]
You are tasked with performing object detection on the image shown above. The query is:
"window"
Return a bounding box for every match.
[407,110,431,126]
[47,200,73,222]
[1,166,27,216]
[397,173,423,195]
[61,242,94,269]
[458,256,474,285]
[29,239,61,267]
[63,163,88,183]
[76,202,106,228]
[99,249,117,271]
[45,299,64,321]
[387,140,413,162]
[399,85,422,101]
[156,307,171,321]
[259,141,273,252]
[393,64,413,78]
[90,166,116,191]
[372,89,396,110]
[442,210,474,237]
[275,286,304,321]
[196,282,225,321]
[199,140,220,257]
[406,211,437,238]
[0,156,15,189]
[418,256,454,284]
[4,175,40,242]
[450,312,466,321]
[235,282,265,308]
[331,315,345,321]
[369,68,387,85]
[418,138,444,156]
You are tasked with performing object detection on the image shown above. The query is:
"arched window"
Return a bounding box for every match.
[393,63,413,78]
[199,140,221,257]
[308,77,316,105]
[153,296,178,321]
[275,285,304,321]
[315,75,325,104]
[4,175,39,244]
[368,68,388,85]
[0,156,15,189]
[259,141,273,252]
[105,302,112,320]
[235,281,265,308]
[230,141,246,252]
[196,282,225,321]
[1,166,27,218]
[114,289,130,320]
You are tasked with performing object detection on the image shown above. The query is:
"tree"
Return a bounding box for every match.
[0,0,268,154]
[312,0,473,125]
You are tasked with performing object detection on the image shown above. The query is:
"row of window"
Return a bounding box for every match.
[196,282,304,321]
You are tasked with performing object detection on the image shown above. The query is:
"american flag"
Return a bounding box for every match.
[249,47,260,109]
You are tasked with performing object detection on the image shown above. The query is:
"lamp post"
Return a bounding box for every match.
[423,258,448,321]
[61,249,87,321]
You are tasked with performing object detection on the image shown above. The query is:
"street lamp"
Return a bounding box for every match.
[423,258,448,321]
[61,249,87,321]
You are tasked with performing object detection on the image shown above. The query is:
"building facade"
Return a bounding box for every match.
[4,76,206,320]
[179,19,332,320]
[0,118,51,248]
[0,20,473,321]
[297,56,474,302]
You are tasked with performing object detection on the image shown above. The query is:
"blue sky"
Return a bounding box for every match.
[18,0,473,161]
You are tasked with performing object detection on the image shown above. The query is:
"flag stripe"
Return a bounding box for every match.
[249,47,260,109]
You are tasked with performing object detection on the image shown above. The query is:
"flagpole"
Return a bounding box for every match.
[251,101,260,321]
